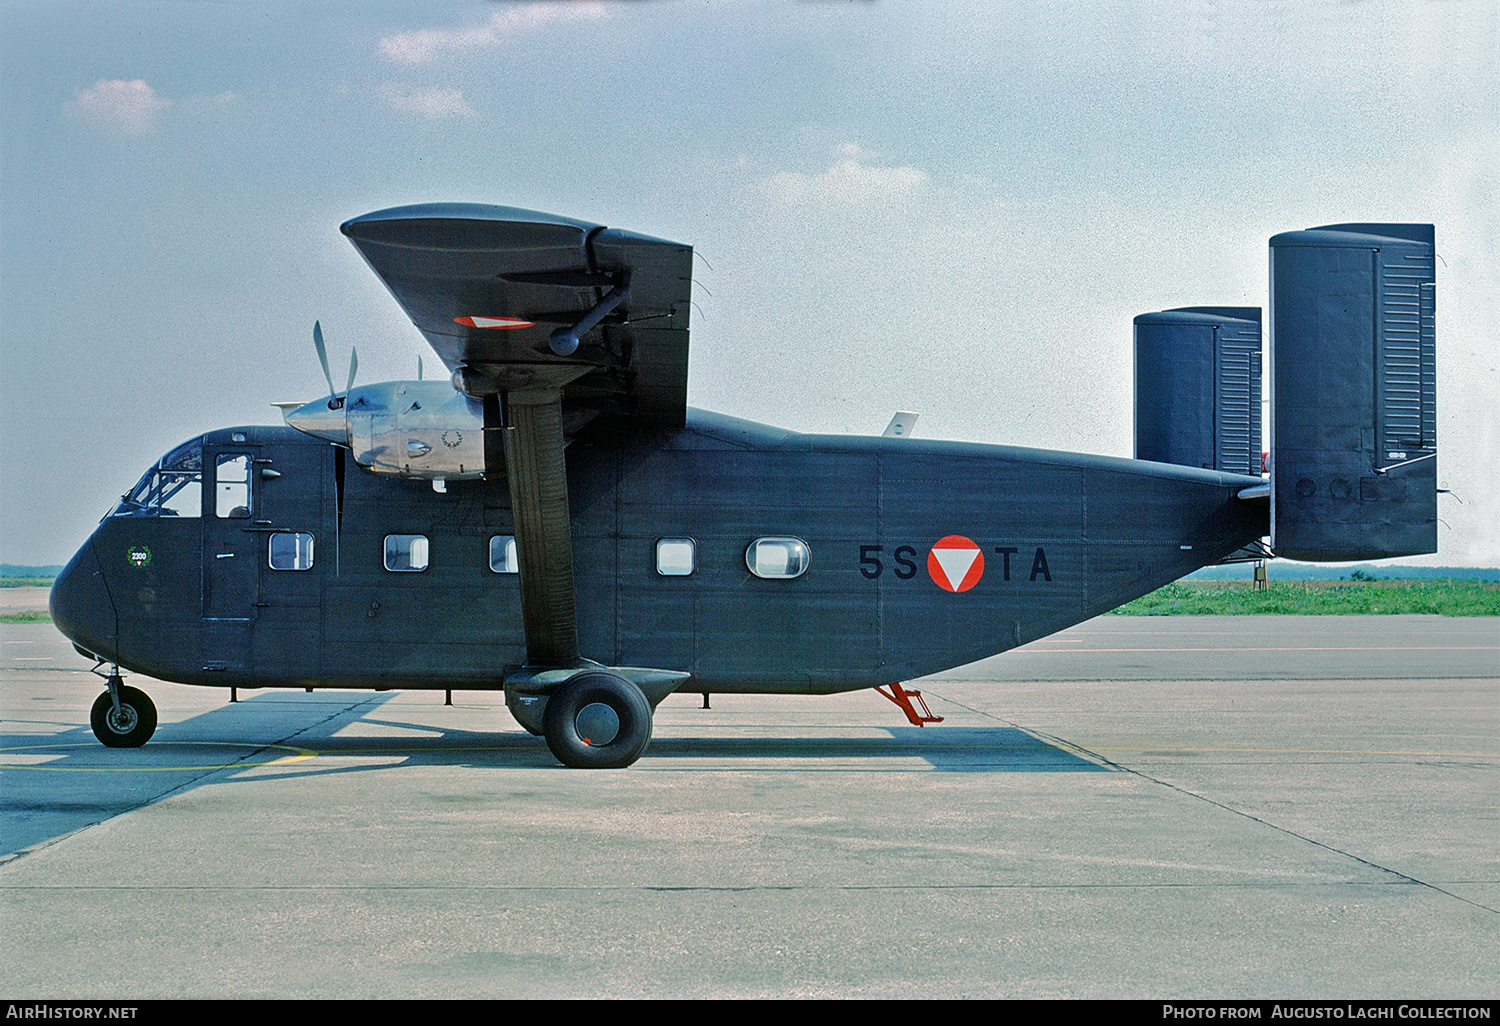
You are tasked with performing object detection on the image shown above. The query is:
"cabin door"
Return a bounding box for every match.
[247,441,329,680]
[201,443,263,669]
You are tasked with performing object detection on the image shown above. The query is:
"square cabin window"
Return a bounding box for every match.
[489,535,518,574]
[384,534,429,572]
[268,532,315,571]
[656,538,695,576]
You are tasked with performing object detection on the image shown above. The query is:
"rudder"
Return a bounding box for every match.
[1268,223,1436,561]
[1134,306,1262,476]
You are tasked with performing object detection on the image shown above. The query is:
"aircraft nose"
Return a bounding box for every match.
[50,541,118,662]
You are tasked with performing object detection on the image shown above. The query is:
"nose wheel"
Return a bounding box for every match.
[542,671,653,769]
[90,680,157,748]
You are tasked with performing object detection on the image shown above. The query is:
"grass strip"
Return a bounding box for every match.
[1111,580,1500,616]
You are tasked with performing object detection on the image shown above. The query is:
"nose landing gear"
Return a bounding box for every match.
[90,677,157,748]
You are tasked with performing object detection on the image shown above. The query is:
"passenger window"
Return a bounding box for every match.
[384,534,429,572]
[656,538,696,576]
[746,538,810,579]
[489,535,518,574]
[268,532,315,571]
[215,454,251,518]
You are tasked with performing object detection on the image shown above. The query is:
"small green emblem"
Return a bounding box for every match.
[127,544,153,568]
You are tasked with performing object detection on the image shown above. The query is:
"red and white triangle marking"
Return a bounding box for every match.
[927,535,984,593]
[455,316,535,329]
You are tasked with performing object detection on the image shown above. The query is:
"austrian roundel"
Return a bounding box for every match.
[927,535,984,593]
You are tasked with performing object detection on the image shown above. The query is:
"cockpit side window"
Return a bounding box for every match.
[215,454,252,518]
[112,439,203,518]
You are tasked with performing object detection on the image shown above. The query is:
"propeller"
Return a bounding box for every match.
[311,321,358,409]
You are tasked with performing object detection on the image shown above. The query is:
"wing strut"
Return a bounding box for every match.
[500,375,587,667]
[549,283,630,357]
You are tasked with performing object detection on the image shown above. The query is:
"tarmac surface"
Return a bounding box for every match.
[1,614,1496,999]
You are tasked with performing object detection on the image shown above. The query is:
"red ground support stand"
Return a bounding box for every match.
[875,683,944,726]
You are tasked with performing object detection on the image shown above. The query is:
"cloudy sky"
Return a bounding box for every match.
[2,0,1496,566]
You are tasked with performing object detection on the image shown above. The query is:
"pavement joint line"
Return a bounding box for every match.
[265,691,393,750]
[1018,725,1500,919]
[0,695,387,870]
[914,690,1118,770]
[914,685,1500,918]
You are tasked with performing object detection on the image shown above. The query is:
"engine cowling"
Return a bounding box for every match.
[282,380,488,480]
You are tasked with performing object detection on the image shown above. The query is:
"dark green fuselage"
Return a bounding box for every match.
[52,410,1267,696]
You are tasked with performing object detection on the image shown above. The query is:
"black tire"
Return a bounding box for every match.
[90,685,157,748]
[542,671,652,769]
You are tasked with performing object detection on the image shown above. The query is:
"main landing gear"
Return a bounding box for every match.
[542,670,653,769]
[90,677,158,748]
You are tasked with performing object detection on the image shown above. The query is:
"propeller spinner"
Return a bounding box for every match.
[279,321,489,481]
[281,321,359,444]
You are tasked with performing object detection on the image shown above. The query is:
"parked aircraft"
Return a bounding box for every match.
[50,209,1437,767]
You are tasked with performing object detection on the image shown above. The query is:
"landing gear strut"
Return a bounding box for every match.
[542,670,652,769]
[90,676,157,748]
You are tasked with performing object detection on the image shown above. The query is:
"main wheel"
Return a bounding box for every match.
[90,685,157,748]
[542,671,653,769]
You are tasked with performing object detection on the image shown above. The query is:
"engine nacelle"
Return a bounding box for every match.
[282,380,489,480]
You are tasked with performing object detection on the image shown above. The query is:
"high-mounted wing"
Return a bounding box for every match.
[337,204,695,670]
[341,203,693,431]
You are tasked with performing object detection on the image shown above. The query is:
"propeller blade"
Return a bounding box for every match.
[417,355,423,381]
[312,321,337,397]
[346,347,359,395]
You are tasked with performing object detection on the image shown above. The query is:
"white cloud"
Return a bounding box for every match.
[376,83,476,120]
[65,79,170,135]
[757,146,929,205]
[379,3,609,65]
